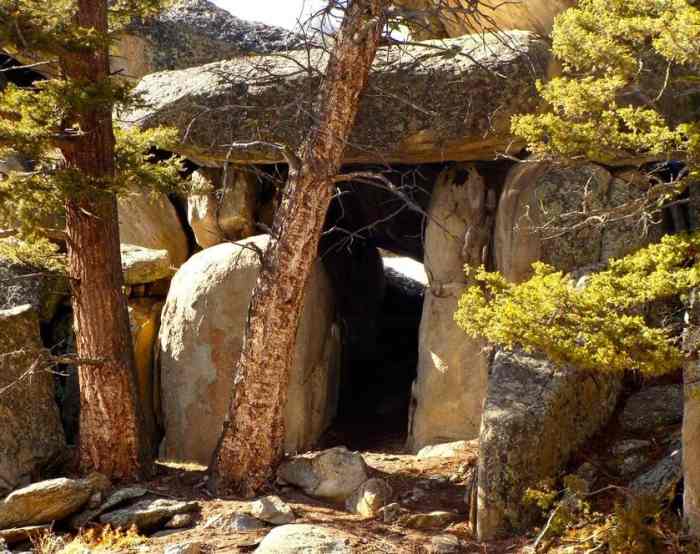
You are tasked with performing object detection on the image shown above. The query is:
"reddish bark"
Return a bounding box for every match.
[210,0,388,495]
[61,0,150,480]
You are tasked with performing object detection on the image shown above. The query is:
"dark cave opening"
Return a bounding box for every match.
[316,164,437,452]
[322,255,426,452]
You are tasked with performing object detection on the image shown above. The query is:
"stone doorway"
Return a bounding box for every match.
[322,255,426,452]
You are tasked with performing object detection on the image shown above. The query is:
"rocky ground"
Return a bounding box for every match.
[1,444,488,554]
[0,381,689,554]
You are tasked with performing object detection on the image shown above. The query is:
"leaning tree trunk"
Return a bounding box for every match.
[209,0,387,496]
[60,0,151,480]
[684,290,700,535]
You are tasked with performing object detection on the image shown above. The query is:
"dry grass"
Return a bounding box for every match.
[31,525,145,554]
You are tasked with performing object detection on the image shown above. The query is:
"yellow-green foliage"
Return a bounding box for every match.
[458,0,700,378]
[455,233,700,375]
[32,524,145,554]
[512,0,700,176]
[0,0,183,262]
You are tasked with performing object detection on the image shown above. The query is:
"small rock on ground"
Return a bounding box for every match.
[254,524,353,553]
[399,511,461,530]
[277,447,368,503]
[430,534,464,553]
[345,478,392,518]
[377,502,405,524]
[165,512,197,529]
[631,440,682,500]
[70,486,148,529]
[250,496,295,525]
[0,524,51,546]
[100,498,199,532]
[226,513,268,532]
[164,542,203,554]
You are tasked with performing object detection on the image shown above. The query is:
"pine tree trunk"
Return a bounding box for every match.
[684,290,700,536]
[209,0,386,496]
[60,0,150,479]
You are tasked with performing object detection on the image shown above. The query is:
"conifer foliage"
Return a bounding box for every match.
[456,0,700,376]
[0,0,181,479]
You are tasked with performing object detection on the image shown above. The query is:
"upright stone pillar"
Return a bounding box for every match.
[407,164,491,451]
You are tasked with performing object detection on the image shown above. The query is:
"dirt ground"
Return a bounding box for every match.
[122,445,527,554]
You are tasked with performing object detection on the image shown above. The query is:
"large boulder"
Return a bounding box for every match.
[187,168,257,249]
[474,350,621,541]
[619,385,683,434]
[120,244,173,285]
[395,0,575,39]
[254,524,354,554]
[113,0,302,80]
[158,235,341,464]
[11,0,302,82]
[495,162,666,283]
[630,439,682,501]
[0,305,65,496]
[0,474,108,529]
[117,192,189,269]
[124,32,550,166]
[99,498,199,533]
[408,165,491,451]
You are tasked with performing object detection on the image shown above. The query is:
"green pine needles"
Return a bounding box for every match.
[457,0,700,376]
[512,0,700,175]
[456,233,700,375]
[0,0,182,268]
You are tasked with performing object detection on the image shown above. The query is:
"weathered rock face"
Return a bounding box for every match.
[254,524,354,554]
[250,496,295,525]
[158,235,340,464]
[0,474,108,530]
[121,244,173,285]
[0,305,65,496]
[496,162,666,283]
[0,259,68,322]
[128,298,164,443]
[475,349,621,541]
[113,0,303,80]
[118,192,189,269]
[277,447,369,503]
[187,168,257,249]
[99,498,199,532]
[408,165,491,451]
[124,32,549,166]
[630,438,682,501]
[69,486,148,530]
[619,385,683,434]
[395,0,575,39]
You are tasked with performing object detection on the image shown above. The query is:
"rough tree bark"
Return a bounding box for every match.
[61,0,151,479]
[684,290,700,535]
[209,0,387,495]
